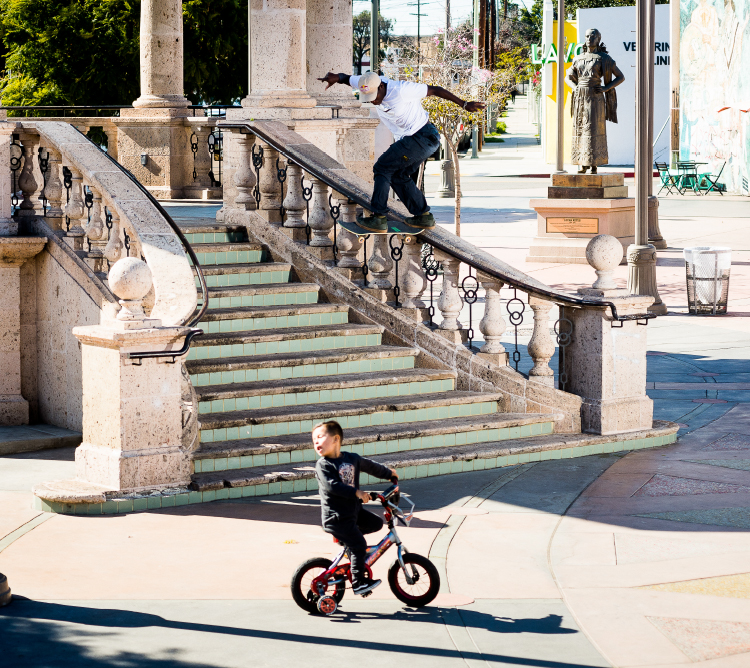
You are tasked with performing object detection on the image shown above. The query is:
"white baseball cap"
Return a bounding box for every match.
[358,72,382,102]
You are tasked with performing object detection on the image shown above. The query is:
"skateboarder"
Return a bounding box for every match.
[318,71,485,233]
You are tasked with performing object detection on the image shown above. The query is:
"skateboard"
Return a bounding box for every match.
[338,216,429,237]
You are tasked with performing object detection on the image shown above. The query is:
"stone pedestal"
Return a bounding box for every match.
[0,237,47,425]
[528,175,662,264]
[114,108,193,199]
[563,292,654,435]
[70,324,191,491]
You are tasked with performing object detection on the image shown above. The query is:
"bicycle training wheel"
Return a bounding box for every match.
[388,553,440,607]
[290,557,346,614]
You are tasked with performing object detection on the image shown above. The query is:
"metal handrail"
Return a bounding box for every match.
[66,126,209,332]
[221,121,654,324]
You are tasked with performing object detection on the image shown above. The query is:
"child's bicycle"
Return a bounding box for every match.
[291,483,440,615]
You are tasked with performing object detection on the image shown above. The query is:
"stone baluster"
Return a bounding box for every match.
[63,167,86,251]
[367,235,393,290]
[283,163,307,228]
[434,252,463,333]
[257,140,281,223]
[400,235,427,309]
[103,125,119,162]
[16,135,39,217]
[477,273,506,363]
[307,177,333,247]
[527,296,556,386]
[233,133,257,211]
[104,207,125,266]
[85,189,107,277]
[336,200,362,268]
[41,147,64,232]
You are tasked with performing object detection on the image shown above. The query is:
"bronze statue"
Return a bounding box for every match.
[565,28,625,174]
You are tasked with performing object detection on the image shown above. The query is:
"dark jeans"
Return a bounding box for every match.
[325,507,383,586]
[371,122,441,217]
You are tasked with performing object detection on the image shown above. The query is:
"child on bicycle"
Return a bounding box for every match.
[313,420,398,596]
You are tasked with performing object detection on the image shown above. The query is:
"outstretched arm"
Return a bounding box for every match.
[318,72,351,89]
[427,85,486,113]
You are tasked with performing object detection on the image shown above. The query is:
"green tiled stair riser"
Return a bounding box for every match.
[35,432,678,515]
[199,401,499,443]
[198,379,455,414]
[193,420,555,472]
[202,311,348,334]
[197,270,291,288]
[187,333,382,361]
[203,291,318,310]
[193,250,265,266]
[190,354,416,387]
[182,231,247,244]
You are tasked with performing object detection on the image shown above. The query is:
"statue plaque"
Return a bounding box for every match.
[546,217,599,234]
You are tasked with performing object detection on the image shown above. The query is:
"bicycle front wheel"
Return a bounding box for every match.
[388,553,440,607]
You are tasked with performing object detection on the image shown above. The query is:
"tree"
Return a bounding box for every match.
[0,0,247,111]
[351,10,396,74]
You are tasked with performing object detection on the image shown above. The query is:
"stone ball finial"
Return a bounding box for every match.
[109,257,152,322]
[586,234,621,290]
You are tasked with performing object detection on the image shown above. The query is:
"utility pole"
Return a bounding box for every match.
[408,0,427,72]
[471,0,479,158]
[437,0,456,197]
[370,0,379,73]
[554,0,566,173]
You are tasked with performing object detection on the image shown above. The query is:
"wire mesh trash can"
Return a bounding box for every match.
[684,246,731,315]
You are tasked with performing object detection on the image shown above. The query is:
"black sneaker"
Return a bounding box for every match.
[356,214,388,233]
[404,212,435,229]
[353,578,382,596]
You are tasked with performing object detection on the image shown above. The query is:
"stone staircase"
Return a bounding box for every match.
[178,221,586,498]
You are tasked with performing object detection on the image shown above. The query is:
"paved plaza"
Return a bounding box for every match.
[3,96,750,666]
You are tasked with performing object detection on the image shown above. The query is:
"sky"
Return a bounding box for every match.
[352,0,529,37]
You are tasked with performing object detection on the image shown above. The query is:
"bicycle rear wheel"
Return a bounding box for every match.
[290,557,346,614]
[388,553,440,607]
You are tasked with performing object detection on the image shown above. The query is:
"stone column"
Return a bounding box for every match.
[72,258,191,492]
[306,0,360,109]
[0,237,47,425]
[241,0,317,115]
[133,0,189,108]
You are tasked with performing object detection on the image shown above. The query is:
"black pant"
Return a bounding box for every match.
[325,508,383,586]
[371,123,441,216]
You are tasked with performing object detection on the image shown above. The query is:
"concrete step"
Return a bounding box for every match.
[193,263,292,288]
[190,242,267,266]
[196,368,457,414]
[189,421,679,495]
[0,424,82,456]
[178,224,248,244]
[187,345,418,387]
[202,283,319,309]
[186,323,383,360]
[198,391,501,444]
[192,413,554,474]
[196,303,349,334]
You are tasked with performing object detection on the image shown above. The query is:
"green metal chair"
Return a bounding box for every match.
[655,161,682,195]
[695,162,727,195]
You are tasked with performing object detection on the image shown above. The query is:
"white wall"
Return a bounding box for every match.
[577,6,671,166]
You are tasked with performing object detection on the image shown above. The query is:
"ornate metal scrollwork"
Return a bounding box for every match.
[506,289,525,372]
[123,229,131,257]
[421,244,440,328]
[554,307,574,391]
[37,146,50,216]
[276,157,288,223]
[328,193,340,263]
[190,132,198,181]
[389,234,405,308]
[62,166,72,231]
[207,129,223,187]
[301,175,313,245]
[251,144,264,210]
[461,268,479,350]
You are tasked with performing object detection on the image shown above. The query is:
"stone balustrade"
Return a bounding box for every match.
[10,121,197,325]
[222,121,656,436]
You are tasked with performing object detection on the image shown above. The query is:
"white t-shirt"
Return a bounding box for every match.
[350,76,429,141]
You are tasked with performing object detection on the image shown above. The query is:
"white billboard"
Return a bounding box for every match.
[577,5,671,166]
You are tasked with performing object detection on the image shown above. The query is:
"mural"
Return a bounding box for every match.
[681,0,750,193]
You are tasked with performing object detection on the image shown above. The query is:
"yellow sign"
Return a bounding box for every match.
[546,217,599,234]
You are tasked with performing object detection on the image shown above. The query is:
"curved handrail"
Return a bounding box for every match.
[67,126,210,328]
[222,121,653,324]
